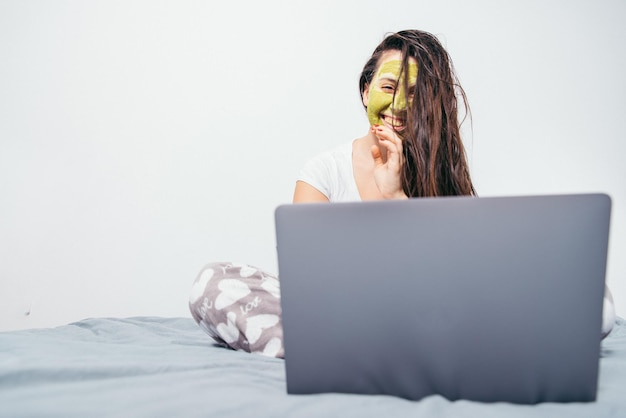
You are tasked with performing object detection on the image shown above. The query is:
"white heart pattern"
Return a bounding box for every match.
[246,314,280,345]
[259,337,282,358]
[198,319,220,339]
[189,268,215,304]
[216,311,240,344]
[215,279,251,310]
[261,277,280,299]
[231,262,258,278]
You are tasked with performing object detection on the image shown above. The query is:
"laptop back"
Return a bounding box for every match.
[274,194,611,404]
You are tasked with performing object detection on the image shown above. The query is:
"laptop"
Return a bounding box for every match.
[274,193,611,404]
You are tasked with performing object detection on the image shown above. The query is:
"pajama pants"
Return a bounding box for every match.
[189,262,617,359]
[188,262,284,358]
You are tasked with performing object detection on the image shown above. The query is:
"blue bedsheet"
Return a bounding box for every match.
[1,316,625,417]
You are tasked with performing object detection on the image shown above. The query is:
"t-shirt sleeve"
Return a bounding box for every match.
[297,151,335,199]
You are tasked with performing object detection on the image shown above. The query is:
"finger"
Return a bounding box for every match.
[371,145,384,168]
[373,125,403,162]
[371,124,394,142]
[373,124,403,149]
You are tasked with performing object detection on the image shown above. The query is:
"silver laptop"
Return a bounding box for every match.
[274,194,611,404]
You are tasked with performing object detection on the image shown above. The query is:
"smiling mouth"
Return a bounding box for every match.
[381,114,406,130]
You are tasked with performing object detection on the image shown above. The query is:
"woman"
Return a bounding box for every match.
[188,30,615,358]
[294,29,474,204]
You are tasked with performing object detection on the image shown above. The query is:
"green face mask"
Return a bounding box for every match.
[366,59,418,127]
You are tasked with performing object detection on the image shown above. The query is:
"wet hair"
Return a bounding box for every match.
[360,30,476,197]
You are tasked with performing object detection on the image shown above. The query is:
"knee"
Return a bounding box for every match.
[187,261,283,357]
[602,285,616,339]
[188,261,279,323]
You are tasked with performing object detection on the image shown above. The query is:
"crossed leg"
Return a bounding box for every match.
[188,262,284,358]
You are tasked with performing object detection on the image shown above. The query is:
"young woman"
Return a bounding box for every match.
[188,30,615,358]
[294,30,475,204]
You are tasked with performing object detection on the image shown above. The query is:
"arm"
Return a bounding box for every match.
[293,180,330,203]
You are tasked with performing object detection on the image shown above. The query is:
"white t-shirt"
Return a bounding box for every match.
[297,142,361,202]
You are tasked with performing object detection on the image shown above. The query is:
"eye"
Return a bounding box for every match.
[381,84,395,93]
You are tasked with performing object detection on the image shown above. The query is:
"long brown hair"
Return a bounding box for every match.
[359,30,476,197]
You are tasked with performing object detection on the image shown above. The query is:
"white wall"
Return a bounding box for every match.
[1,0,624,331]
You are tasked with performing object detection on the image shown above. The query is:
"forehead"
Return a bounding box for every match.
[375,50,417,77]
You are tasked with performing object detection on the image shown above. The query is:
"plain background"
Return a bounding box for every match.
[1,0,624,331]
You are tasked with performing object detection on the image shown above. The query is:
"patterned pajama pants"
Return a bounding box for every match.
[188,262,284,358]
[189,264,616,359]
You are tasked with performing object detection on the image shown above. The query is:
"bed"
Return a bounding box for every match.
[1,316,625,417]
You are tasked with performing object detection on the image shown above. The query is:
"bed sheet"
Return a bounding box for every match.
[1,316,625,418]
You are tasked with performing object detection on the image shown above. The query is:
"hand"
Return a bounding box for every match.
[370,124,408,200]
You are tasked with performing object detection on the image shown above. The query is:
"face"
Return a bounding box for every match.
[365,50,418,130]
